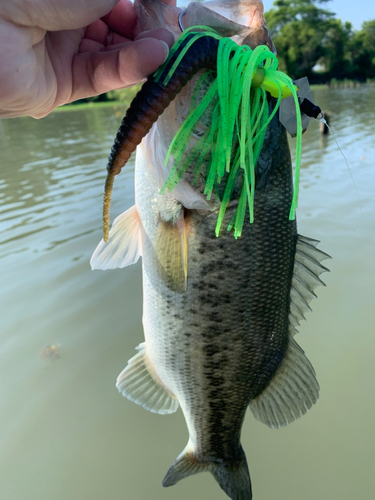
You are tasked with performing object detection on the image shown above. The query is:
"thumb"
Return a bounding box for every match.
[69,37,170,103]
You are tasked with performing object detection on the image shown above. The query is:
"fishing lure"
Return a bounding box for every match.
[102,27,303,240]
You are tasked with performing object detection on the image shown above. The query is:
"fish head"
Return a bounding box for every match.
[135,0,274,50]
[135,0,275,212]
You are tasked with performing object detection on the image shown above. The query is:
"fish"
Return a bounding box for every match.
[90,1,330,499]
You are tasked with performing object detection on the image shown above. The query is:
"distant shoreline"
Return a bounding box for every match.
[55,100,127,112]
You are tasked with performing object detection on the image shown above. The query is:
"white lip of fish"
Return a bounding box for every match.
[90,2,331,500]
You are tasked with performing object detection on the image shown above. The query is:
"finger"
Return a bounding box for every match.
[82,26,173,52]
[84,20,109,45]
[135,28,175,47]
[69,37,169,102]
[104,32,133,46]
[105,0,177,39]
[101,0,137,38]
[23,0,120,31]
[79,39,105,54]
[82,23,131,49]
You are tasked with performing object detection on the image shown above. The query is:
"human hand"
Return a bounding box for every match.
[0,0,176,118]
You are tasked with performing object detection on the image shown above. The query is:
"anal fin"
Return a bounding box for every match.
[116,343,179,415]
[249,336,319,428]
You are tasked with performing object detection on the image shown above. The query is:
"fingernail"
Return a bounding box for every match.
[159,40,170,64]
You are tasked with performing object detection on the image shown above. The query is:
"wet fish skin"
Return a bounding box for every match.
[91,1,330,499]
[144,107,294,405]
[116,103,300,500]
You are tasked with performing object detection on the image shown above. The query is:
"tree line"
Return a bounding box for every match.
[265,0,375,82]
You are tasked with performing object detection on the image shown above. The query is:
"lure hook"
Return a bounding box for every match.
[178,9,187,32]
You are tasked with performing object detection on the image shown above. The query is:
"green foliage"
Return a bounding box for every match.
[265,0,334,79]
[265,0,334,37]
[322,19,353,79]
[349,20,375,80]
[265,0,375,82]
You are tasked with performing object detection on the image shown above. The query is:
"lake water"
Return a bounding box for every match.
[1,86,375,500]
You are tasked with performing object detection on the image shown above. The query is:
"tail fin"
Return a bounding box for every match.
[162,446,252,500]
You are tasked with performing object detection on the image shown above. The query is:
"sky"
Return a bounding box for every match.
[262,0,375,30]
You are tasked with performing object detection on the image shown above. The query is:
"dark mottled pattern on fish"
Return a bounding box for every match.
[140,107,295,462]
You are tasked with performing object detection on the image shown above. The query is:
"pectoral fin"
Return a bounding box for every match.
[177,211,188,290]
[116,343,179,415]
[90,205,142,270]
[153,207,189,292]
[249,336,319,428]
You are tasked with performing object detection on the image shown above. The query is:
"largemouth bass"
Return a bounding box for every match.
[91,1,330,499]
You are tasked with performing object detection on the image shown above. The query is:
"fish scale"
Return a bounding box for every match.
[137,102,294,458]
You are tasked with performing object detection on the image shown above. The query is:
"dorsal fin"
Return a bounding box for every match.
[289,235,331,334]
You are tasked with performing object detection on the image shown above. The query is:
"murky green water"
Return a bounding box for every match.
[1,87,375,500]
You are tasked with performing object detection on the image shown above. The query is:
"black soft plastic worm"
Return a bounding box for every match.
[103,34,220,241]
